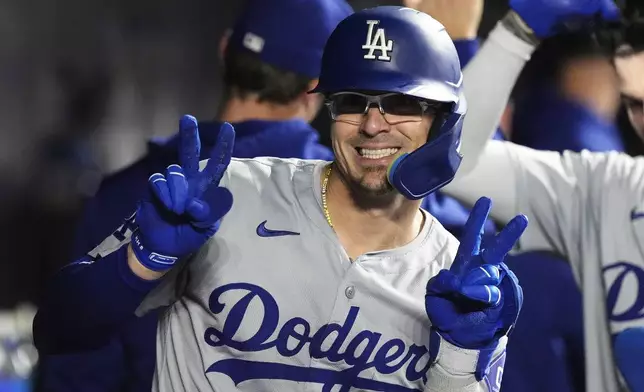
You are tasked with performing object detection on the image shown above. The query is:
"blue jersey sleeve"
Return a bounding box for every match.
[512,86,625,153]
[71,161,151,260]
[70,196,105,260]
[302,140,334,161]
[42,153,163,392]
[453,39,480,69]
[33,245,160,355]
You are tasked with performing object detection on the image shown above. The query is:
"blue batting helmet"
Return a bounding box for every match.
[310,6,466,199]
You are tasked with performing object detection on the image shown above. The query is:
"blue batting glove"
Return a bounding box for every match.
[425,197,528,379]
[510,0,621,38]
[131,115,235,272]
[614,327,644,392]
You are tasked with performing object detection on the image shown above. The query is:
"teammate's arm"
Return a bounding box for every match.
[455,16,535,176]
[444,0,617,222]
[439,13,536,224]
[403,0,504,156]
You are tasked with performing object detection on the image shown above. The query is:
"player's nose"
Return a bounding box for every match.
[360,107,390,136]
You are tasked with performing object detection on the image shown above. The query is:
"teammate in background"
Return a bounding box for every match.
[71,0,353,258]
[402,2,621,390]
[616,45,644,139]
[500,30,626,392]
[440,0,644,390]
[36,1,352,391]
[509,31,625,151]
[35,7,530,391]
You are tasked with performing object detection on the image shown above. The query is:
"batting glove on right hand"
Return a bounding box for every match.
[131,115,234,272]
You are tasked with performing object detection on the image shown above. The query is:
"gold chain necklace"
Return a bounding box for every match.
[321,165,333,228]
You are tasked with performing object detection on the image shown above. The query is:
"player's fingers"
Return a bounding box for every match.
[187,187,233,229]
[460,284,501,306]
[426,269,461,296]
[613,328,644,391]
[198,122,235,194]
[186,198,209,223]
[166,164,189,215]
[462,264,501,286]
[459,197,491,255]
[148,173,172,210]
[451,197,491,276]
[179,115,202,178]
[481,214,529,264]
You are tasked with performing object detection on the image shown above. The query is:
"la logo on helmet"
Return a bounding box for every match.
[362,20,393,61]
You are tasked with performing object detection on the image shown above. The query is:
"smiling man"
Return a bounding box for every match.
[34,6,530,392]
[326,92,445,199]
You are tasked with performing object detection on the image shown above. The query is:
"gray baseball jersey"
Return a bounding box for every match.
[513,146,643,392]
[129,157,506,392]
[440,20,642,392]
[445,140,644,392]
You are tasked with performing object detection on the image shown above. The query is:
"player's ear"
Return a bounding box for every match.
[307,79,319,93]
[304,79,322,103]
[300,79,323,123]
[219,29,232,63]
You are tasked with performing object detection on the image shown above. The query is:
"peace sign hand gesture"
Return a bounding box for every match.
[131,115,235,272]
[425,197,528,350]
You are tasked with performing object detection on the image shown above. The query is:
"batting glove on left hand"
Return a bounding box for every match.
[425,197,528,380]
[132,115,235,272]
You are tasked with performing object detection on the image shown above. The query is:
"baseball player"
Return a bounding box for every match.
[38,1,353,391]
[34,7,530,391]
[39,3,500,391]
[439,0,644,391]
[500,36,628,391]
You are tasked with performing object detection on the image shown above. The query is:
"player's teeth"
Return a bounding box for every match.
[359,148,399,159]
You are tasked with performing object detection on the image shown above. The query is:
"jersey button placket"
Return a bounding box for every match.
[344,255,363,301]
[344,285,355,299]
[306,258,362,391]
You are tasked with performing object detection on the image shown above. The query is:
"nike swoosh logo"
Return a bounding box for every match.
[256,220,300,237]
[631,208,644,221]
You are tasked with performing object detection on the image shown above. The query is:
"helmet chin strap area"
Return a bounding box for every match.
[387,123,464,200]
[387,153,409,194]
[387,111,462,200]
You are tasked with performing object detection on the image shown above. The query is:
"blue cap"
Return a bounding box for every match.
[227,0,353,79]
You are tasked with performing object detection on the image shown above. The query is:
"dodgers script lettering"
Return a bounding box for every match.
[203,283,432,392]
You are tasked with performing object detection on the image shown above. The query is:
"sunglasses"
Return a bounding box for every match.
[324,92,443,125]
